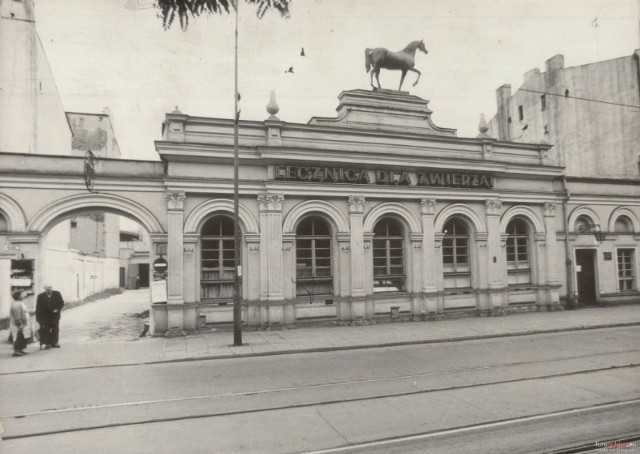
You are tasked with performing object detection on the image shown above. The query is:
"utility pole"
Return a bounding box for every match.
[232,0,242,345]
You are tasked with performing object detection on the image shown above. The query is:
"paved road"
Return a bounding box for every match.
[1,326,638,453]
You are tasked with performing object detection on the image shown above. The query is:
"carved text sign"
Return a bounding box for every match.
[273,166,493,189]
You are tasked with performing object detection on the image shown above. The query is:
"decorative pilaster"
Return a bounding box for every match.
[165,191,186,336]
[420,199,437,293]
[419,198,438,317]
[182,233,199,304]
[281,233,296,301]
[348,196,366,298]
[244,233,261,303]
[336,232,352,298]
[258,194,285,302]
[485,199,505,313]
[542,202,560,307]
[166,191,186,303]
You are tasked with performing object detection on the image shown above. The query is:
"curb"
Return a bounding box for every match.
[2,321,639,376]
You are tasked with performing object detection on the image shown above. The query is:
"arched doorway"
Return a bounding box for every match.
[21,194,166,340]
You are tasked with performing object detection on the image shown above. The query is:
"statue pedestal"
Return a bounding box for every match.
[308,89,457,136]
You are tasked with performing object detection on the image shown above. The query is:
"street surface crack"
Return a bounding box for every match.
[315,408,349,444]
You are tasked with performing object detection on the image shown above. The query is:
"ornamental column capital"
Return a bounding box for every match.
[543,202,556,217]
[166,191,186,210]
[485,198,502,216]
[420,198,436,215]
[348,195,366,214]
[258,193,284,212]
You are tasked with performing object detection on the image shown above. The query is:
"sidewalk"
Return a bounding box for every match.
[1,303,639,375]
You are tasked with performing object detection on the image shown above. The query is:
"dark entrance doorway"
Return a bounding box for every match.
[119,267,126,288]
[139,263,150,288]
[575,249,597,306]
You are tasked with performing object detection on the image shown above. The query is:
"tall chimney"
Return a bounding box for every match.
[496,84,512,141]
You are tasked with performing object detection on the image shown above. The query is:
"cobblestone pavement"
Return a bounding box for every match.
[60,289,150,342]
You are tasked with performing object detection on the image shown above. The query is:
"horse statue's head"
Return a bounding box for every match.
[417,40,428,55]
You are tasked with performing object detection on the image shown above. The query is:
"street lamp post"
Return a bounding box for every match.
[232,0,242,346]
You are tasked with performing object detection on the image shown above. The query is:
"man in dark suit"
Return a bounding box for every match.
[36,284,65,349]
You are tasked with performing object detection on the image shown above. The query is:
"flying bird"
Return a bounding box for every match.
[300,47,305,57]
[285,67,294,73]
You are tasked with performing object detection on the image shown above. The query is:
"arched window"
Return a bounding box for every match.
[200,215,238,301]
[575,215,594,233]
[296,216,332,297]
[373,218,405,292]
[0,213,7,232]
[443,218,470,288]
[506,218,531,285]
[614,216,634,233]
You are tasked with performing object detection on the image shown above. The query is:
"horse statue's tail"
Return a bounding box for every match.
[365,48,372,73]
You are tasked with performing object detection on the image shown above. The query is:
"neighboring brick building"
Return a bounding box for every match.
[489,51,640,307]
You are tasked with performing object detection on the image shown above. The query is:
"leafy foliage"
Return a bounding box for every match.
[156,0,291,30]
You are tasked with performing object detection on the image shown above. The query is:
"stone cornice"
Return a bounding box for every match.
[162,113,551,152]
[257,150,564,177]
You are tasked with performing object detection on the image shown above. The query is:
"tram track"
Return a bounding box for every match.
[299,400,640,454]
[2,360,638,440]
[3,347,639,418]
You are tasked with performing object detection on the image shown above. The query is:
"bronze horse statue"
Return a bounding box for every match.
[365,40,428,91]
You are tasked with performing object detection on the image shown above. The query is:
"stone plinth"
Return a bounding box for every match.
[308,89,457,136]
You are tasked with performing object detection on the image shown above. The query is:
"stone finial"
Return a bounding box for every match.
[171,106,182,114]
[477,113,492,139]
[266,91,279,119]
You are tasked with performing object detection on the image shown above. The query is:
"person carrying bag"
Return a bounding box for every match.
[9,291,30,357]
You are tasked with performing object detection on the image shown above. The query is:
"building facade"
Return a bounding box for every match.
[2,84,637,334]
[0,0,124,316]
[151,89,569,333]
[489,51,640,307]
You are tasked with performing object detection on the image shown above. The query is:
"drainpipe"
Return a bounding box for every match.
[561,176,576,309]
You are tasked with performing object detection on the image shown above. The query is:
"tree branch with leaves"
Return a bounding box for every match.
[156,0,291,30]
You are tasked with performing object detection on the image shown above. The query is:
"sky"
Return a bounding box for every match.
[36,0,640,161]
